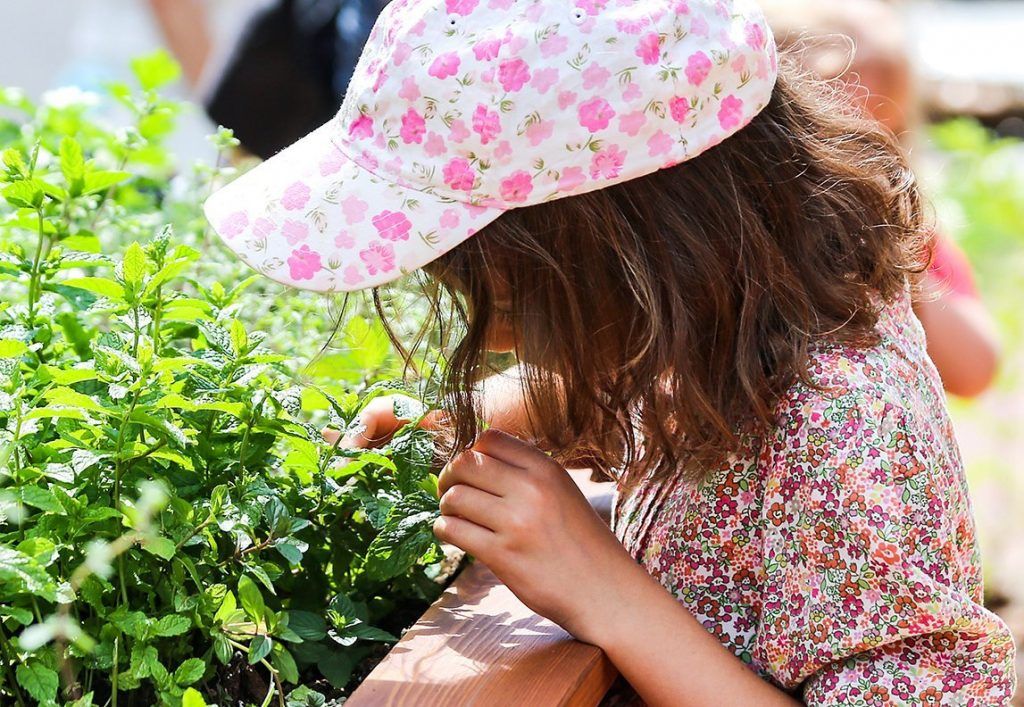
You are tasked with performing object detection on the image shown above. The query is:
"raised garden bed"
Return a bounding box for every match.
[350,561,618,706]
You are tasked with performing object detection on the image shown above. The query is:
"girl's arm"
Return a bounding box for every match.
[148,0,211,87]
[329,362,544,447]
[433,428,799,707]
[913,237,1001,397]
[913,288,1000,397]
[580,557,799,706]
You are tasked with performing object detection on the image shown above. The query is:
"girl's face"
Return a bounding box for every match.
[432,261,519,355]
[486,280,517,354]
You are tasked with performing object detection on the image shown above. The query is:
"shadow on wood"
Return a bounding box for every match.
[348,560,618,706]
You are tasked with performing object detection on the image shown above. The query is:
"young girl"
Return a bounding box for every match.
[204,0,1017,703]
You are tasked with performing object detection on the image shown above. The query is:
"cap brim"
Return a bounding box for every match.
[203,121,504,292]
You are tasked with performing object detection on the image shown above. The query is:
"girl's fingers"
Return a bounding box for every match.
[323,423,378,449]
[419,408,448,431]
[433,514,495,558]
[341,419,378,449]
[471,428,545,469]
[437,450,517,498]
[439,484,503,531]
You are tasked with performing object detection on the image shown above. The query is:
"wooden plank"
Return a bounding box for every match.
[347,560,618,706]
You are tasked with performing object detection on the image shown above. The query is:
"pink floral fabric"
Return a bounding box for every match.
[204,0,778,292]
[612,290,1017,705]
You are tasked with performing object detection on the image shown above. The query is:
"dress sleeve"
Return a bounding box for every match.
[754,386,1016,705]
[928,234,980,299]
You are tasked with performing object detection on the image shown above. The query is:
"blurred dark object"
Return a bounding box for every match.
[203,0,387,159]
[906,0,1024,137]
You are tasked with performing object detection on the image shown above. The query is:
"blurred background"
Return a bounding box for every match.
[1,0,1022,698]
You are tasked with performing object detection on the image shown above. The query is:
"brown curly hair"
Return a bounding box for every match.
[378,59,929,488]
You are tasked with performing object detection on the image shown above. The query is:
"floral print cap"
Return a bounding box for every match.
[204,0,779,292]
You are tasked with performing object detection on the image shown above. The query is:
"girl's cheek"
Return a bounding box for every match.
[486,317,518,354]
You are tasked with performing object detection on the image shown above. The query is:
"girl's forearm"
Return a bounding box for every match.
[584,558,801,707]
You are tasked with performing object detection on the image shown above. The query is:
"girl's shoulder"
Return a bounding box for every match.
[789,285,940,425]
[765,284,959,489]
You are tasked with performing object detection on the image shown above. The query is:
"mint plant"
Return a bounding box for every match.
[0,53,449,706]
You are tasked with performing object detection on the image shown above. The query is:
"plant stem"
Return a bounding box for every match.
[111,385,143,608]
[26,207,47,329]
[113,386,144,505]
[174,517,213,552]
[151,284,163,353]
[238,391,268,472]
[10,401,25,542]
[29,597,42,624]
[128,438,167,464]
[0,621,28,707]
[111,636,119,707]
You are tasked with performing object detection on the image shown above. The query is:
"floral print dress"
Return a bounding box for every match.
[611,290,1016,705]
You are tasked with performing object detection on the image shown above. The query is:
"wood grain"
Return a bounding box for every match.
[348,473,619,707]
[347,561,619,706]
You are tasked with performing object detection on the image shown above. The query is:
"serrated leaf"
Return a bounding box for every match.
[122,242,147,287]
[182,687,208,707]
[141,535,176,560]
[272,646,299,684]
[143,259,191,297]
[69,690,96,707]
[0,605,34,625]
[18,486,63,513]
[391,395,427,421]
[0,546,57,601]
[318,652,354,689]
[143,645,169,682]
[152,614,190,637]
[43,386,108,414]
[40,364,98,385]
[62,276,126,301]
[364,494,439,581]
[248,635,272,664]
[238,575,266,623]
[24,406,89,421]
[16,661,59,703]
[276,542,303,565]
[131,49,182,90]
[0,339,28,358]
[3,179,44,209]
[174,657,206,686]
[213,634,233,665]
[331,620,397,644]
[81,170,131,196]
[229,319,248,356]
[110,609,150,639]
[60,137,85,195]
[287,611,327,642]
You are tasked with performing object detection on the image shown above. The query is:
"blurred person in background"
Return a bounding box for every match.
[148,0,214,88]
[150,0,388,160]
[764,0,1002,398]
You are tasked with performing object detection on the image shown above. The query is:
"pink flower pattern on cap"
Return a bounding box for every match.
[204,0,778,292]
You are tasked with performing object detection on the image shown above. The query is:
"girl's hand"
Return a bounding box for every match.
[322,394,443,449]
[436,430,802,707]
[433,428,642,645]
